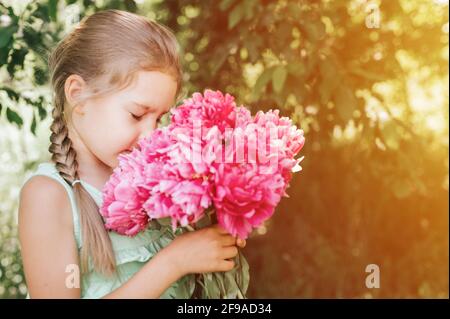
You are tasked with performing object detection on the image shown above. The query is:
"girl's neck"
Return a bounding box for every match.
[77,160,113,192]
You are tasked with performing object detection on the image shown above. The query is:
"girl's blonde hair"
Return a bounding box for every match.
[47,9,182,276]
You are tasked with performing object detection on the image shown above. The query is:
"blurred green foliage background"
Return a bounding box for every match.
[0,0,448,298]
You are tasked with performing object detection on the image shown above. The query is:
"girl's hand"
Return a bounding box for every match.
[165,224,246,276]
[236,237,246,248]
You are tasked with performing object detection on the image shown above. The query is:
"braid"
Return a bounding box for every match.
[47,93,116,276]
[48,96,79,185]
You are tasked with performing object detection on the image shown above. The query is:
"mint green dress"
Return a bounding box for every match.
[22,162,196,299]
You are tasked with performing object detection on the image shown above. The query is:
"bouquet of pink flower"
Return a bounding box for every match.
[100,90,305,298]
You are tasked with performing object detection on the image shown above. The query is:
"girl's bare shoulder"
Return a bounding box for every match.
[19,175,73,227]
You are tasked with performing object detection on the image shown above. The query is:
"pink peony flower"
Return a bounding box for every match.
[209,116,304,239]
[212,160,287,239]
[100,151,150,236]
[171,89,251,133]
[251,109,305,190]
[101,126,214,235]
[100,90,305,240]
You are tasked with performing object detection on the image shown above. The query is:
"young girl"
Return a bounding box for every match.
[18,9,245,299]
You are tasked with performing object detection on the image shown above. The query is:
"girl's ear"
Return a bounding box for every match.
[64,74,87,115]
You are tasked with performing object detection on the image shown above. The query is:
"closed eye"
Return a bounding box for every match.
[130,112,166,124]
[129,112,142,121]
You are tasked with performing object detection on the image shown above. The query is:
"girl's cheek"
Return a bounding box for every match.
[113,125,138,152]
[102,111,138,154]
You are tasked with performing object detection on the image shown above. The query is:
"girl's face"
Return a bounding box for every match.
[72,70,177,169]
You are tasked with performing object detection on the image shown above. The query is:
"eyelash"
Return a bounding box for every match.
[130,112,163,122]
[130,113,142,120]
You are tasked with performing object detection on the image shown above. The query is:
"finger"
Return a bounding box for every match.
[213,224,229,235]
[220,234,237,247]
[236,238,246,248]
[218,259,235,272]
[220,246,238,259]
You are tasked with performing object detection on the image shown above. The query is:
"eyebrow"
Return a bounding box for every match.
[133,102,153,110]
[133,102,171,114]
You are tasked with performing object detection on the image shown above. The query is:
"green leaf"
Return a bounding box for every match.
[33,66,48,85]
[253,67,274,97]
[194,212,213,229]
[287,3,302,17]
[245,37,262,63]
[4,5,19,24]
[0,46,9,65]
[0,87,20,101]
[228,2,244,29]
[274,93,285,107]
[201,273,221,298]
[0,24,18,48]
[272,65,287,94]
[335,86,357,122]
[243,0,257,20]
[214,272,227,297]
[319,59,340,104]
[33,3,51,23]
[349,66,387,82]
[237,250,250,294]
[194,245,249,298]
[22,24,40,48]
[7,47,28,77]
[31,112,37,136]
[219,0,236,11]
[37,104,47,120]
[300,20,326,43]
[48,0,58,22]
[211,45,230,75]
[6,108,23,128]
[381,120,400,150]
[157,217,172,227]
[206,251,249,298]
[124,0,138,12]
[193,276,209,298]
[169,274,195,299]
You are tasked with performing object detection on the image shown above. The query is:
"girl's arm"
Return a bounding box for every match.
[19,175,183,299]
[101,246,181,299]
[19,176,81,298]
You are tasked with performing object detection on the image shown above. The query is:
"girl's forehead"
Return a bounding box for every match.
[118,71,177,108]
[130,71,176,93]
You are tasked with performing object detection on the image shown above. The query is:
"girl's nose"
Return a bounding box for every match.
[138,121,157,140]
